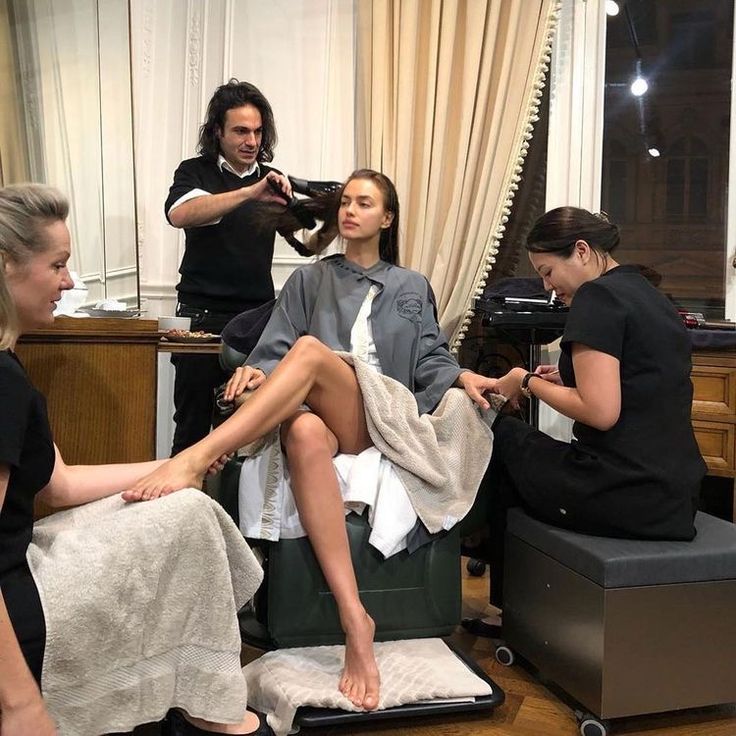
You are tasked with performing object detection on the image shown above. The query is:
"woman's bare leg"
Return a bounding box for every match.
[126,336,372,499]
[125,338,380,706]
[281,411,379,710]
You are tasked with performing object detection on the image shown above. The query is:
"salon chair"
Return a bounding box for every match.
[210,324,462,649]
[207,316,506,729]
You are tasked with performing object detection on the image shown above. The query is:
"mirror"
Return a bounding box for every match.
[0,0,138,306]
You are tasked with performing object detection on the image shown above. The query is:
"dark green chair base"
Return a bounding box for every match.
[210,456,461,648]
[255,511,461,648]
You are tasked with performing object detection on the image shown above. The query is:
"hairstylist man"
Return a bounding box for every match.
[165,79,291,455]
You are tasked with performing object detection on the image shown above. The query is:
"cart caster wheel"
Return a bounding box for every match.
[578,714,608,736]
[466,558,486,576]
[494,644,515,666]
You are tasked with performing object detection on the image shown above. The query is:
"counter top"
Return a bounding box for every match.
[19,316,161,343]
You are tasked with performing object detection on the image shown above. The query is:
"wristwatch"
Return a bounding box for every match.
[519,371,539,399]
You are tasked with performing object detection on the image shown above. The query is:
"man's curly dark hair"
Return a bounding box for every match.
[197,79,277,162]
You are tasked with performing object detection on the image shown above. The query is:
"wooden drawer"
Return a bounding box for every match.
[692,419,735,474]
[691,364,736,418]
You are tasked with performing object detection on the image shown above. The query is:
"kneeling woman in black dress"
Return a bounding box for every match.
[466,206,706,633]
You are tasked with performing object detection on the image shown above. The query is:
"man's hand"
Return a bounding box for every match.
[252,172,292,205]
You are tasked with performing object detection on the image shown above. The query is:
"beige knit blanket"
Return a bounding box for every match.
[27,489,263,736]
[338,354,494,533]
[244,638,494,736]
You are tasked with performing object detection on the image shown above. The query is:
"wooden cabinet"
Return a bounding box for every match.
[691,350,736,477]
[691,349,736,521]
[16,317,161,465]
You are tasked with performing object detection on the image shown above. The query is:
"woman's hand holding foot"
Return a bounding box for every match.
[338,608,380,711]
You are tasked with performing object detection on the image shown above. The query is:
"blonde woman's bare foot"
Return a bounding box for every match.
[122,451,205,502]
[170,708,270,734]
[338,609,380,710]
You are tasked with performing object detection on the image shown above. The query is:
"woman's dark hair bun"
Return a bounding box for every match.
[526,206,620,256]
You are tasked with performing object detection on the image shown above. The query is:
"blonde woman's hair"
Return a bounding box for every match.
[0,184,69,349]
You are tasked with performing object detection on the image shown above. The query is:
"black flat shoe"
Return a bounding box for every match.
[165,707,274,736]
[460,617,503,639]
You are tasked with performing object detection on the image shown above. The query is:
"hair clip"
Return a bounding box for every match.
[593,210,611,223]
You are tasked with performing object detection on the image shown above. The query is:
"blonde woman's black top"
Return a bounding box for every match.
[0,350,55,577]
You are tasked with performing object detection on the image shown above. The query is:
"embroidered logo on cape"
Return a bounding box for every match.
[396,292,423,322]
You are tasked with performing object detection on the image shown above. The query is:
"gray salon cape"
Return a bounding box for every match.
[246,255,463,415]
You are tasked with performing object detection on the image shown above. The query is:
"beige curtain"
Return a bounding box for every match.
[0,0,31,185]
[355,0,560,350]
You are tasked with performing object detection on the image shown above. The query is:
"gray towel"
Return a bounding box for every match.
[27,489,263,736]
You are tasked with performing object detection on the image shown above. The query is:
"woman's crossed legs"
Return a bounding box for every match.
[126,337,381,710]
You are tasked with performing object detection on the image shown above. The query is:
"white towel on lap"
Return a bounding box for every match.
[239,446,418,557]
[27,489,263,736]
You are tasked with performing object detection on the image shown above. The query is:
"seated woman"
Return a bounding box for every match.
[127,169,496,711]
[463,206,706,637]
[0,184,273,736]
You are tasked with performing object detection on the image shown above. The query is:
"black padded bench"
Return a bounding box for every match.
[499,509,736,734]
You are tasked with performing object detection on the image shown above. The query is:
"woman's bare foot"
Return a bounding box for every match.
[338,608,380,710]
[122,450,205,502]
[175,708,263,734]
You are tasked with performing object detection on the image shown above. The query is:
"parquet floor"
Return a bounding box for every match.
[133,560,736,736]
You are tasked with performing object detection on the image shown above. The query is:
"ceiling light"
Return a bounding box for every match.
[606,1,620,16]
[630,76,648,96]
[648,147,661,158]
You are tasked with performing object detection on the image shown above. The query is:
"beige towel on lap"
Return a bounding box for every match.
[244,638,494,736]
[339,353,494,533]
[27,489,263,736]
[240,353,494,541]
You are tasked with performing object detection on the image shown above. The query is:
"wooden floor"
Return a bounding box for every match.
[133,561,736,736]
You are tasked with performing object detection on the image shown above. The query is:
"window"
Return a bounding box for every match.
[665,136,709,218]
[603,139,636,223]
[601,0,733,317]
[669,11,717,69]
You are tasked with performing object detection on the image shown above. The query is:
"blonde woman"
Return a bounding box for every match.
[0,184,272,736]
